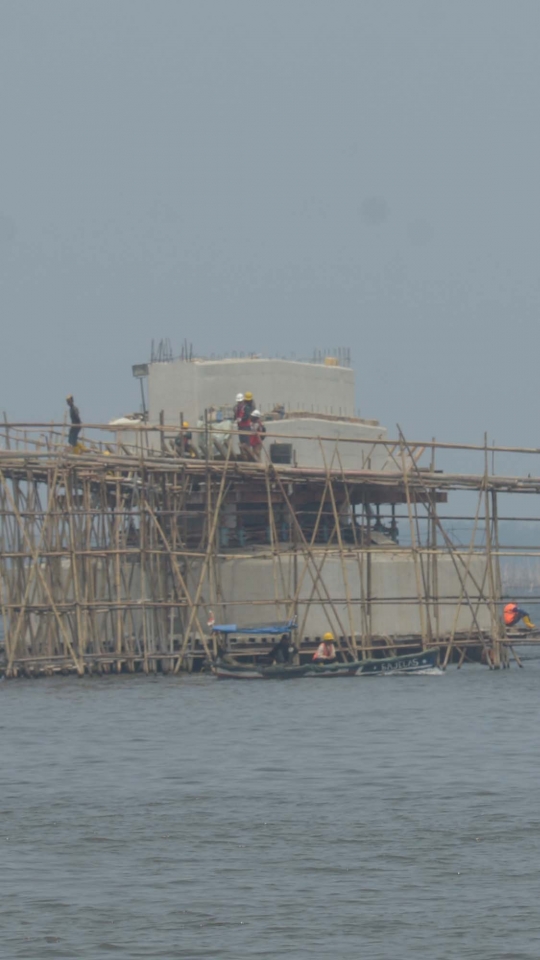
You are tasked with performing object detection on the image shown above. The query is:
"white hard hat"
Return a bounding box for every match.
[251,409,261,418]
[236,393,244,402]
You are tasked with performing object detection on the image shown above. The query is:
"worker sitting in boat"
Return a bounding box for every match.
[267,634,297,665]
[313,632,337,663]
[503,602,536,630]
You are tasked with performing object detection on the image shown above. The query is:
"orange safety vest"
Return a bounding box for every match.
[504,603,519,626]
[313,642,335,660]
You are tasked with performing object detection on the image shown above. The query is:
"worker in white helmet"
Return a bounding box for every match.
[249,409,266,461]
[233,393,245,425]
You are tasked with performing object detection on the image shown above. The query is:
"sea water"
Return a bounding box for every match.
[2,661,540,959]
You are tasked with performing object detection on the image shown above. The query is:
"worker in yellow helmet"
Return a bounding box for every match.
[313,632,337,663]
[175,421,196,458]
[238,391,255,455]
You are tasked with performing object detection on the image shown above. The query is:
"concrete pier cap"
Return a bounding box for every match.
[148,356,356,423]
[147,355,388,469]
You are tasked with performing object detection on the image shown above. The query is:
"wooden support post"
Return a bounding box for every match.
[320,440,357,657]
[159,410,165,456]
[484,434,504,668]
[398,431,429,649]
[173,442,232,672]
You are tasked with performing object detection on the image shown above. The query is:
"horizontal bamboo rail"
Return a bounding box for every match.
[3,419,540,457]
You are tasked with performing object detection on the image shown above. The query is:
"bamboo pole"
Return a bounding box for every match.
[334,446,370,659]
[443,489,484,667]
[319,440,357,657]
[264,464,289,622]
[396,432,493,667]
[173,441,233,672]
[5,417,540,676]
[0,469,84,675]
[398,431,429,649]
[64,472,87,667]
[4,462,62,673]
[429,439,440,644]
[263,463,353,658]
[484,434,505,667]
[144,502,212,660]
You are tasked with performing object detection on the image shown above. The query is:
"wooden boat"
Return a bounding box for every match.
[212,647,441,680]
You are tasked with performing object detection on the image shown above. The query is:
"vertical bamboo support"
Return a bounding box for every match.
[159,410,165,456]
[335,447,369,659]
[3,412,10,450]
[264,464,288,620]
[281,442,349,649]
[292,477,336,641]
[364,493,373,649]
[320,440,357,657]
[0,469,84,675]
[173,446,233,673]
[65,470,86,670]
[398,430,491,667]
[444,489,484,667]
[265,466,352,657]
[398,432,428,649]
[491,489,504,625]
[413,495,433,644]
[139,462,149,673]
[83,476,97,667]
[484,434,504,667]
[114,478,123,671]
[430,439,440,643]
[144,502,212,659]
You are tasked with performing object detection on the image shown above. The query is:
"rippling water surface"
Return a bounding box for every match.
[2,662,540,959]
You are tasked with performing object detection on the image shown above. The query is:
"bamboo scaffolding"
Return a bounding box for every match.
[0,421,540,676]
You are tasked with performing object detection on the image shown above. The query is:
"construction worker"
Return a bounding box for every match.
[313,632,337,663]
[249,410,266,461]
[238,392,254,454]
[503,602,536,630]
[174,421,195,457]
[243,391,255,417]
[234,393,245,424]
[66,395,81,448]
[267,634,297,665]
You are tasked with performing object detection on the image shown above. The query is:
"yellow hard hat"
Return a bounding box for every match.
[182,421,189,428]
[245,391,253,401]
[66,394,73,401]
[323,632,334,641]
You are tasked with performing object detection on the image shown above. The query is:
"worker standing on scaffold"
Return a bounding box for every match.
[238,391,255,457]
[504,602,536,630]
[233,393,245,424]
[66,395,82,449]
[249,410,266,461]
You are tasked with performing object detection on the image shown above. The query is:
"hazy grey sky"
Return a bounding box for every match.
[1,0,539,445]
